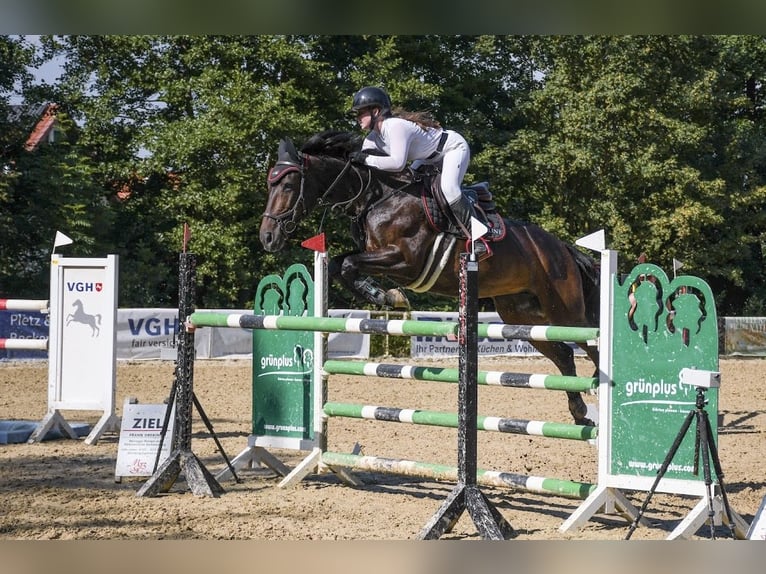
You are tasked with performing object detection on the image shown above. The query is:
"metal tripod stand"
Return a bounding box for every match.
[626,386,736,539]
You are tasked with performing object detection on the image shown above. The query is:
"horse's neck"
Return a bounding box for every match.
[321,166,378,212]
[311,158,416,215]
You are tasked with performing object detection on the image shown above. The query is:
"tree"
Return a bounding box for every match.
[44,35,537,309]
[480,36,766,314]
[1,36,108,298]
[48,35,345,307]
[17,34,766,316]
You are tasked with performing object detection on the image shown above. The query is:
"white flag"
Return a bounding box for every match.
[673,258,684,272]
[470,217,488,242]
[54,231,74,248]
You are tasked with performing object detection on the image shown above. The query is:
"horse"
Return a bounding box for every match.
[65,299,102,336]
[259,131,601,426]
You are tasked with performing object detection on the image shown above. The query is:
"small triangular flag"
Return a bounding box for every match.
[53,231,73,248]
[301,233,326,253]
[673,258,684,272]
[575,229,605,252]
[470,217,488,242]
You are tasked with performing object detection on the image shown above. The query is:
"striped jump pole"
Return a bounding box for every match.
[321,451,596,500]
[189,311,598,344]
[322,360,597,393]
[0,299,48,311]
[0,338,48,350]
[189,312,459,338]
[323,402,598,441]
[477,323,599,344]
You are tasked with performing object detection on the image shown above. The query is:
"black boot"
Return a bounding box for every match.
[448,195,474,236]
[448,196,489,258]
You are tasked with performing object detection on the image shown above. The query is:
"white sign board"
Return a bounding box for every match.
[30,254,120,445]
[115,400,174,480]
[48,254,118,410]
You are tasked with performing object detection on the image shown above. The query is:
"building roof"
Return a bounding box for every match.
[7,102,60,151]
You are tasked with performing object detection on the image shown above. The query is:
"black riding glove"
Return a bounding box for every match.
[350,151,368,165]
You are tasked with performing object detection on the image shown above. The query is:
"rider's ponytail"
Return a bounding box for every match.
[391,108,442,130]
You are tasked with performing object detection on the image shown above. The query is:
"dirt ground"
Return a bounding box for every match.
[0,356,764,541]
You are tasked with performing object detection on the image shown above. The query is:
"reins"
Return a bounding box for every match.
[265,152,417,238]
[318,159,371,211]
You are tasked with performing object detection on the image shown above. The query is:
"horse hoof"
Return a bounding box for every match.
[577,417,596,427]
[385,288,410,310]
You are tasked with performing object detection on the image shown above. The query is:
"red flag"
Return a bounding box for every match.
[301,233,326,253]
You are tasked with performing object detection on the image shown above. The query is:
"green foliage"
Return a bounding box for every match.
[2,35,766,318]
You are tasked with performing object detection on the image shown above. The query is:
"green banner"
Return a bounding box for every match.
[252,263,314,445]
[611,264,719,481]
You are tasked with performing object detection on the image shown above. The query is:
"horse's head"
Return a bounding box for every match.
[260,132,361,252]
[259,137,307,252]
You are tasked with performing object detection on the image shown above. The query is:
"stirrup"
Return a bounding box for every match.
[465,237,493,262]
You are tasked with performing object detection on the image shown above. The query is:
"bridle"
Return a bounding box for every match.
[263,153,375,237]
[262,158,307,235]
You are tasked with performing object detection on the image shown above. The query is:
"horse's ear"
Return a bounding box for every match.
[278,137,300,162]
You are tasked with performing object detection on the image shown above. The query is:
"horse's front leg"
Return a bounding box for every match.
[329,248,411,309]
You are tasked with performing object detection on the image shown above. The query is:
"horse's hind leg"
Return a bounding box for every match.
[531,340,595,427]
[578,342,600,380]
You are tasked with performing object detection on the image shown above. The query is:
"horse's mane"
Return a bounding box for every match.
[298,129,409,184]
[300,130,361,159]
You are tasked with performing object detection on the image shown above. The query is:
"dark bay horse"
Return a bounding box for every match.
[259,131,600,426]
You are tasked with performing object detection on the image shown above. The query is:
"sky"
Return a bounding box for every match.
[9,35,65,105]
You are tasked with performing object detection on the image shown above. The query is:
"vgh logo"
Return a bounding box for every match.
[66,281,103,292]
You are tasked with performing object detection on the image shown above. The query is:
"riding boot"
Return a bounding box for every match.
[448,196,489,258]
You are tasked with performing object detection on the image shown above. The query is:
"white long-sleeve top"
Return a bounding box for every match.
[361,117,444,171]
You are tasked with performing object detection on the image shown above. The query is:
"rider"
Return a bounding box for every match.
[349,86,480,243]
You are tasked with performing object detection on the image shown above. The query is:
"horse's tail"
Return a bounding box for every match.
[96,313,102,325]
[567,244,600,326]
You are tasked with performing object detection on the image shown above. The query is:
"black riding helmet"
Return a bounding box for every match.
[351,86,392,117]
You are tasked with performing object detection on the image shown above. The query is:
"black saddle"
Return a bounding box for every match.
[417,171,506,242]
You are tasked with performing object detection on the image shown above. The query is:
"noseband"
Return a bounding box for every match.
[263,154,371,238]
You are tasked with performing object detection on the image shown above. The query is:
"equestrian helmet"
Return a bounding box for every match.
[351,86,392,114]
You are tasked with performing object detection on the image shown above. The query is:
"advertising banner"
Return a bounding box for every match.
[251,263,316,450]
[119,308,180,360]
[116,308,369,360]
[410,311,586,358]
[724,316,766,356]
[0,310,49,360]
[609,264,719,486]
